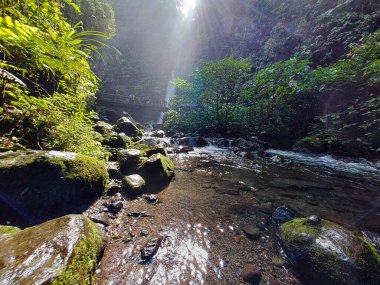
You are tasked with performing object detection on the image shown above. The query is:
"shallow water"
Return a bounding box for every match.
[96,148,380,284]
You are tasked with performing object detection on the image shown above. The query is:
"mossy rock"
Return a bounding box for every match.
[117,149,143,172]
[0,225,20,236]
[279,217,380,285]
[129,143,167,157]
[0,215,103,285]
[101,132,132,149]
[93,121,114,136]
[293,136,325,153]
[0,151,108,224]
[121,174,146,197]
[113,117,142,138]
[139,153,174,185]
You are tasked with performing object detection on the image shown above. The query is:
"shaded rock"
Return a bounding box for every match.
[169,145,194,154]
[240,264,262,284]
[272,206,297,224]
[117,149,143,172]
[122,174,146,197]
[139,153,175,185]
[150,130,165,138]
[102,132,128,148]
[107,179,122,196]
[141,236,162,259]
[0,215,103,285]
[107,162,122,179]
[130,143,167,157]
[107,201,123,215]
[178,136,208,147]
[152,124,163,131]
[0,151,108,225]
[127,212,149,218]
[93,121,114,136]
[279,217,380,285]
[113,117,142,137]
[107,147,123,162]
[232,138,261,151]
[243,226,261,240]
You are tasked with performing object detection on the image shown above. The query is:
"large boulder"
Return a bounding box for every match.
[102,132,131,148]
[0,215,103,285]
[0,151,108,224]
[130,143,167,157]
[231,137,261,151]
[93,121,114,136]
[113,117,142,137]
[139,153,174,185]
[178,136,208,147]
[122,174,146,197]
[117,149,143,172]
[279,217,380,285]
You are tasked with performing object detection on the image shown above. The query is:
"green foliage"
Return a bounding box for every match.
[164,58,252,134]
[0,0,115,159]
[165,29,380,154]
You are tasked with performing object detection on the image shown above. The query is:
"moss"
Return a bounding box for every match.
[129,143,167,157]
[0,225,20,236]
[294,136,324,152]
[280,218,320,246]
[358,237,380,284]
[50,154,109,190]
[160,154,175,174]
[52,221,102,285]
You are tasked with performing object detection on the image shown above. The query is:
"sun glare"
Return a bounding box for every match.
[180,0,197,18]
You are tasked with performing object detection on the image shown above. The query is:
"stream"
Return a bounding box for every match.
[95,146,380,285]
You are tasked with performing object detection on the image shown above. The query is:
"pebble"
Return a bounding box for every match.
[243,226,261,240]
[271,256,288,267]
[141,237,162,259]
[240,264,262,284]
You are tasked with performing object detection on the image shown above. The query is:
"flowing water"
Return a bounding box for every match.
[96,147,380,284]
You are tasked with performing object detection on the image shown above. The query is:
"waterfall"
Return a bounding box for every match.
[157,71,176,124]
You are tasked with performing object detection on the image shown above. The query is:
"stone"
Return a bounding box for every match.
[107,162,122,179]
[141,236,162,259]
[142,194,159,204]
[240,264,262,284]
[272,206,297,224]
[127,212,149,218]
[243,226,261,240]
[107,179,122,195]
[150,130,165,138]
[113,117,141,137]
[102,132,128,148]
[107,201,123,214]
[232,138,261,151]
[279,217,380,285]
[130,143,167,157]
[0,215,103,285]
[117,149,142,171]
[271,256,288,267]
[0,151,108,224]
[122,174,146,197]
[307,215,321,225]
[139,153,175,185]
[93,121,114,136]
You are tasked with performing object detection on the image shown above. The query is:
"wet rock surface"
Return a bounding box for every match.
[122,174,146,196]
[279,217,380,285]
[0,215,102,285]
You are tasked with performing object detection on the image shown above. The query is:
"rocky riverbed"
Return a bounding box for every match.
[1,121,379,285]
